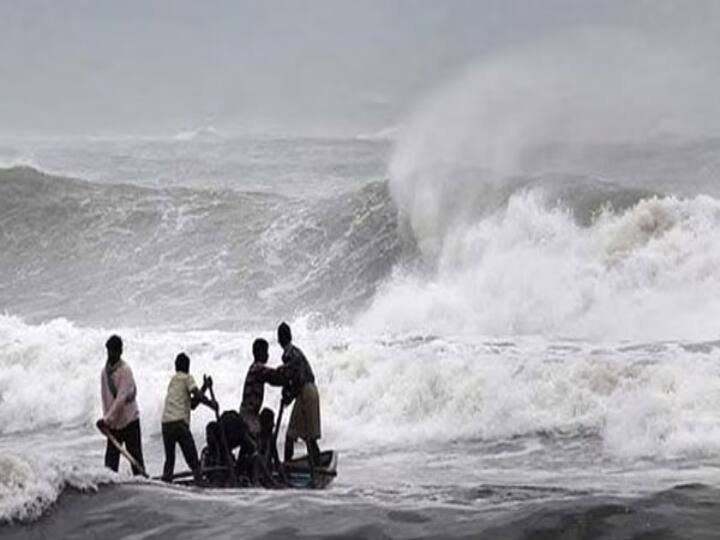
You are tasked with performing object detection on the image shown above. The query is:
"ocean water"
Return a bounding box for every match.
[2,126,720,539]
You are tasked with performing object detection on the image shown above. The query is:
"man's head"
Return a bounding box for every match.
[277,322,292,348]
[175,352,190,373]
[252,338,269,364]
[106,335,123,363]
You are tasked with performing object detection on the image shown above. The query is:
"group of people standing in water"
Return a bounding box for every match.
[96,322,322,487]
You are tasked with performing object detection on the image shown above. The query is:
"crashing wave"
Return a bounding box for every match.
[0,452,110,524]
[0,167,403,329]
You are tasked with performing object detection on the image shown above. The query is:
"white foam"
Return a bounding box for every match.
[0,451,110,523]
[3,315,720,520]
[355,125,402,142]
[0,156,43,172]
[360,190,720,342]
[174,126,224,142]
[3,315,720,465]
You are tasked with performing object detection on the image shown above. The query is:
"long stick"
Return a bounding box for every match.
[152,466,227,482]
[268,399,288,482]
[208,384,238,486]
[98,425,149,478]
[272,399,286,459]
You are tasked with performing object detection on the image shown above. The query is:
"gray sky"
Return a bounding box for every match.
[1,0,718,136]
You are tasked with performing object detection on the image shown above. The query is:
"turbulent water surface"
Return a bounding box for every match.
[2,128,720,539]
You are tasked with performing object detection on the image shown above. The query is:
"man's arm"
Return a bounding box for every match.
[190,376,218,411]
[190,387,217,411]
[259,365,287,387]
[97,371,110,430]
[276,364,299,404]
[104,367,137,424]
[100,371,109,414]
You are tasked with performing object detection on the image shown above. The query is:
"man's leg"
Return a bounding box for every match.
[284,437,295,463]
[251,453,279,488]
[177,423,201,482]
[161,422,177,481]
[303,438,320,487]
[104,435,121,472]
[123,419,146,476]
[221,411,255,453]
[304,383,321,468]
[272,443,288,484]
[205,421,219,462]
[307,439,321,467]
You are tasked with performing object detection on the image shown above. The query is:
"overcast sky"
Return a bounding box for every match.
[1,0,718,136]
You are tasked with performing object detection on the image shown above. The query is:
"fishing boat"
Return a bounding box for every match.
[167,449,338,489]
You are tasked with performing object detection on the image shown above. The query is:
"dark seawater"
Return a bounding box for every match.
[4,483,720,539]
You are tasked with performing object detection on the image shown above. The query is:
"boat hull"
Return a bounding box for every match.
[166,450,338,489]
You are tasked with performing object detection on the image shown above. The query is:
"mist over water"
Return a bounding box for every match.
[3,22,720,538]
[360,34,720,341]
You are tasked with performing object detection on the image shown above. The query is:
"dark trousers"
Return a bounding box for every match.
[104,418,145,476]
[162,420,200,481]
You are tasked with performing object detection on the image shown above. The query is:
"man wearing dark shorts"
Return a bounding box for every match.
[277,323,322,471]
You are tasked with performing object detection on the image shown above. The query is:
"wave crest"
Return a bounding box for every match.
[0,166,403,328]
[360,191,720,341]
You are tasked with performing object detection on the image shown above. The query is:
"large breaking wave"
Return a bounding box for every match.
[0,165,404,329]
[361,188,720,341]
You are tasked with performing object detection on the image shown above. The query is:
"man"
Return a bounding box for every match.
[97,335,145,475]
[203,338,286,487]
[276,322,322,472]
[239,338,285,438]
[160,352,217,484]
[204,407,278,487]
[258,407,287,484]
